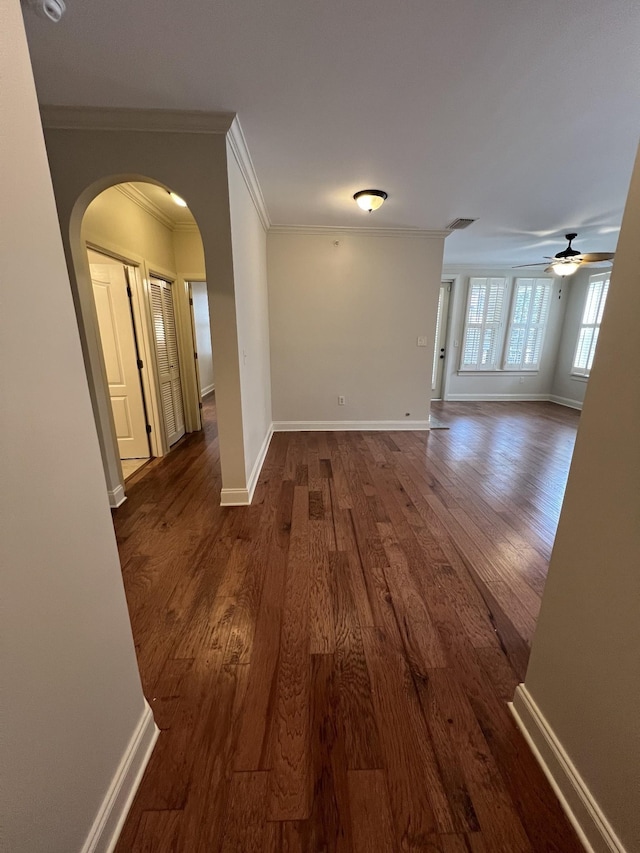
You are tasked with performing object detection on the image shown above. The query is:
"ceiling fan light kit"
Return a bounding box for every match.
[514,232,615,277]
[354,189,387,212]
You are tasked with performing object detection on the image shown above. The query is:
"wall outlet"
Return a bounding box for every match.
[338,395,345,406]
[519,376,525,384]
[417,336,428,347]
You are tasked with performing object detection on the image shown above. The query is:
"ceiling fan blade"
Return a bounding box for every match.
[512,262,548,268]
[580,252,615,262]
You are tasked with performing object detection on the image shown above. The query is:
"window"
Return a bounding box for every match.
[460,277,507,370]
[503,278,552,371]
[459,276,554,373]
[572,272,610,377]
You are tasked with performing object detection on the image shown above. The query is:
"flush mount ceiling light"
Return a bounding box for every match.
[551,260,580,277]
[169,191,188,208]
[353,189,388,212]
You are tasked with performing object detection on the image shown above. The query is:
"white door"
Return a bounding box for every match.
[149,276,186,446]
[91,262,150,459]
[432,282,451,399]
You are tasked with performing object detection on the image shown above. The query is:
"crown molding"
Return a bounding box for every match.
[40,106,236,134]
[227,117,270,231]
[269,225,450,239]
[172,222,201,233]
[442,264,556,276]
[114,183,174,230]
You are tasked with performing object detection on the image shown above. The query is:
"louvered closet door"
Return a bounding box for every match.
[149,277,186,446]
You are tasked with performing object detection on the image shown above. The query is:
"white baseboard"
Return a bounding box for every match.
[220,486,251,506]
[511,685,627,853]
[219,424,274,507]
[246,424,274,502]
[445,393,550,402]
[201,383,215,397]
[272,420,430,431]
[108,484,127,509]
[549,394,583,410]
[81,702,159,853]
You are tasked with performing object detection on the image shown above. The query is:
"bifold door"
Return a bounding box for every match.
[148,276,186,446]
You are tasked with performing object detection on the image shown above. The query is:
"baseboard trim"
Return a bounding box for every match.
[246,424,274,502]
[108,484,127,509]
[445,393,550,402]
[273,420,430,432]
[549,394,583,410]
[81,703,159,853]
[201,383,215,397]
[219,424,274,507]
[510,685,627,853]
[220,487,251,506]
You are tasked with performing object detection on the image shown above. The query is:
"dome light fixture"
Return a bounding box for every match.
[552,260,580,277]
[169,191,188,208]
[354,189,388,212]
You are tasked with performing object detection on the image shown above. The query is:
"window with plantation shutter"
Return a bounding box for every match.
[503,278,552,370]
[572,273,610,377]
[459,278,507,370]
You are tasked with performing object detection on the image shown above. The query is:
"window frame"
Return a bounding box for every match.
[458,275,555,375]
[571,272,610,378]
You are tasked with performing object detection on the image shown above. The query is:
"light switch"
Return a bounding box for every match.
[417,336,428,347]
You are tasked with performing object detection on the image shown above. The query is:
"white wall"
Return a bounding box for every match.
[41,118,249,496]
[268,231,445,426]
[226,139,273,481]
[191,280,215,394]
[550,267,593,408]
[1,4,152,851]
[514,147,640,852]
[441,267,566,402]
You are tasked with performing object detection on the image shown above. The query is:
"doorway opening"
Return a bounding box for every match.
[80,179,215,504]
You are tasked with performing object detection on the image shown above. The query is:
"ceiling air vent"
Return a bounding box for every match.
[446,218,477,230]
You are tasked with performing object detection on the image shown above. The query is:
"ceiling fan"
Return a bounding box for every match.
[514,233,615,277]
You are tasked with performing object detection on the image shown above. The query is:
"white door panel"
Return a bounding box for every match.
[432,282,451,399]
[91,262,149,459]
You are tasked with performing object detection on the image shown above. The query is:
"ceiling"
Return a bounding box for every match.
[22,0,640,265]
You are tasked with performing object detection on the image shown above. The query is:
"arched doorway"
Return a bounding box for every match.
[68,176,216,505]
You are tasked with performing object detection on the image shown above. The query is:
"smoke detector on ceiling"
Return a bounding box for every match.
[446,218,477,230]
[24,0,66,22]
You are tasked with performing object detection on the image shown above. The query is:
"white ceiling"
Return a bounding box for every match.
[22,0,640,265]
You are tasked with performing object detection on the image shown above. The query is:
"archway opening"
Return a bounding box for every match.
[70,176,216,506]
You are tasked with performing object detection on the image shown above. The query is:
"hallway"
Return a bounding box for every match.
[114,398,582,851]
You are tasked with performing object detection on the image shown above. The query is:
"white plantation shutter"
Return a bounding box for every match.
[503,278,552,370]
[460,278,506,370]
[149,277,186,446]
[572,273,610,376]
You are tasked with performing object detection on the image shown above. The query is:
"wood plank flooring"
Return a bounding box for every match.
[113,396,583,852]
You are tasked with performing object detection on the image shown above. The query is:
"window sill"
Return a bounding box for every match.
[457,369,540,377]
[569,373,590,382]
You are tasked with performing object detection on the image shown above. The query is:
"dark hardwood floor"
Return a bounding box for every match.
[113,396,583,852]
